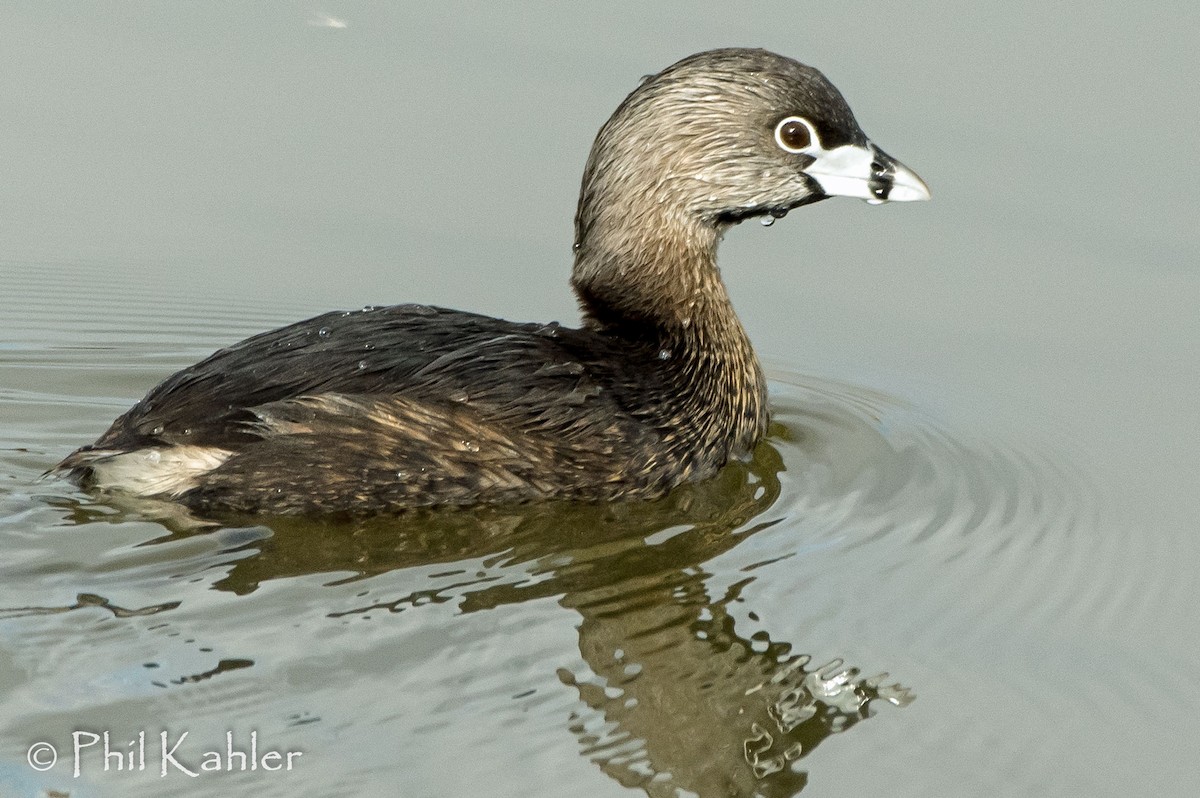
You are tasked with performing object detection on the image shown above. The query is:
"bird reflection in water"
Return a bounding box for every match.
[57,426,912,796]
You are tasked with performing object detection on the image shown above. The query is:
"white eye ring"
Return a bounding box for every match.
[773,116,820,154]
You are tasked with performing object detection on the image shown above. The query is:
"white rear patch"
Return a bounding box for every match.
[86,446,233,498]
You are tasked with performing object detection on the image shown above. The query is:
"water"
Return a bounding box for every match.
[0,269,1051,796]
[2,4,1198,797]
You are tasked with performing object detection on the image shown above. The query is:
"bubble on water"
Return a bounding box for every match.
[308,14,348,29]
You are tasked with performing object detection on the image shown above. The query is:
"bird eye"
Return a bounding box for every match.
[774,116,817,153]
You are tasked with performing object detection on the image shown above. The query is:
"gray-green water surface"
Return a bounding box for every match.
[1,4,1198,797]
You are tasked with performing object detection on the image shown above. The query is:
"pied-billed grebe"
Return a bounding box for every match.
[55,48,929,515]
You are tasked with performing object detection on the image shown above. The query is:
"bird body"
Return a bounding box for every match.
[55,48,928,515]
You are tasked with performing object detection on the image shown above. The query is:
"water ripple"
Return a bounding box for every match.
[0,262,1185,797]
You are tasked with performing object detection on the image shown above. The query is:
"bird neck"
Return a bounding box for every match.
[571,205,726,330]
[571,210,769,459]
